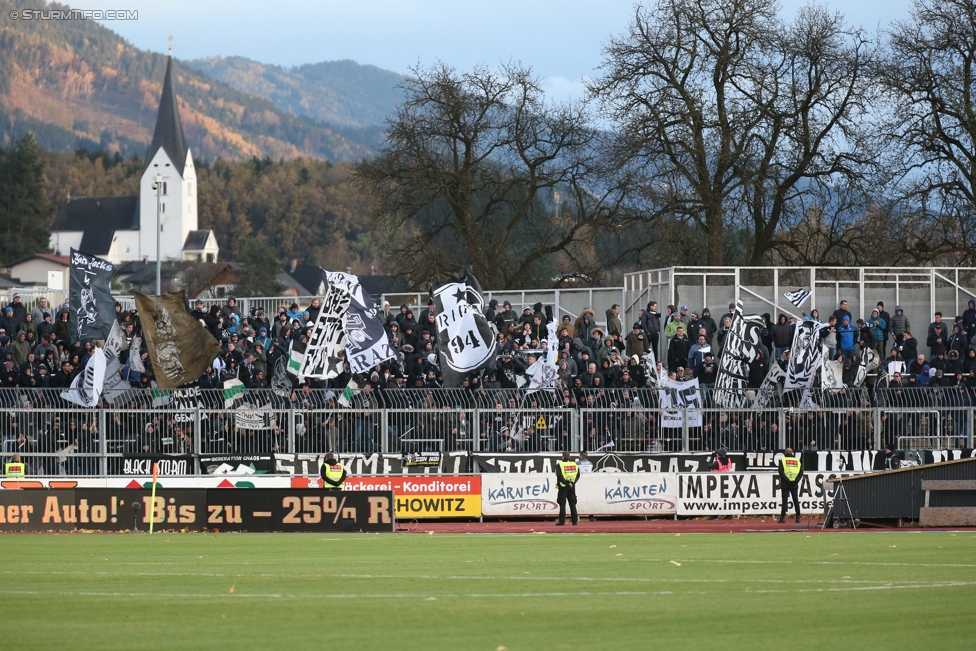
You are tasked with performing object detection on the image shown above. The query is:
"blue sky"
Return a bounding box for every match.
[102,0,914,101]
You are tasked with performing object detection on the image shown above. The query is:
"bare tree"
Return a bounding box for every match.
[354,61,629,289]
[590,0,877,265]
[880,0,976,264]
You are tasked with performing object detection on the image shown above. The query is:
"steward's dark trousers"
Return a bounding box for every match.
[780,483,801,519]
[557,486,578,525]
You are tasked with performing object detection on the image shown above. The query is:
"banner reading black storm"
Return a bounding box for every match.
[430,269,496,387]
[69,249,116,342]
[134,291,222,389]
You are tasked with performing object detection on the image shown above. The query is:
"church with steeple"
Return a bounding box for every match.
[49,53,219,265]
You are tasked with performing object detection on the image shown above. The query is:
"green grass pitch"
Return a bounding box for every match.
[2,531,975,650]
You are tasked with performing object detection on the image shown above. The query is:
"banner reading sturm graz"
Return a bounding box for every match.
[713,301,766,408]
[430,269,496,387]
[326,271,397,374]
[69,248,116,342]
[134,290,222,389]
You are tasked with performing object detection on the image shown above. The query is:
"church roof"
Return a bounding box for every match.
[143,56,189,178]
[50,196,139,255]
[182,230,214,251]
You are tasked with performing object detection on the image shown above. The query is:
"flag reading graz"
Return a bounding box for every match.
[134,290,222,389]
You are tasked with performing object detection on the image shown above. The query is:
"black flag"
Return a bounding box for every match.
[69,248,117,341]
[430,269,496,387]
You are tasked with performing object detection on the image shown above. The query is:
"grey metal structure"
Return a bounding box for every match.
[623,266,976,361]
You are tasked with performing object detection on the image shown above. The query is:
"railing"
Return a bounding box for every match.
[4,287,627,330]
[3,398,973,476]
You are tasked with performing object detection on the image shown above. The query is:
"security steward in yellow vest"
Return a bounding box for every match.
[777,448,803,523]
[320,453,347,490]
[555,451,580,526]
[4,453,26,476]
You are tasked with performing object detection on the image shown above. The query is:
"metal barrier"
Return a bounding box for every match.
[2,388,974,476]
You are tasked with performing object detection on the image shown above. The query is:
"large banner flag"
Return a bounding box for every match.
[643,348,663,387]
[326,271,397,374]
[659,376,703,428]
[754,364,785,409]
[69,248,116,342]
[288,283,349,380]
[784,288,813,310]
[784,320,826,390]
[821,345,844,389]
[430,269,497,387]
[854,348,880,387]
[134,290,222,389]
[288,271,397,380]
[61,321,130,407]
[713,300,766,407]
[524,353,558,391]
[61,346,107,407]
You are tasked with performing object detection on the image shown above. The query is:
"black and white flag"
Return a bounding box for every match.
[754,364,785,409]
[643,349,663,387]
[784,289,813,310]
[854,348,880,387]
[430,269,497,387]
[524,355,558,391]
[659,377,703,428]
[713,300,766,407]
[101,321,131,403]
[326,271,397,374]
[129,335,145,374]
[288,284,349,380]
[821,345,844,389]
[61,346,107,407]
[271,355,292,398]
[784,320,826,390]
[69,249,117,342]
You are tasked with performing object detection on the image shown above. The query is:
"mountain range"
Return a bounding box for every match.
[0,0,402,162]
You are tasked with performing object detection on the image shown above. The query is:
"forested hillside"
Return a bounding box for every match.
[0,0,381,161]
[186,57,403,129]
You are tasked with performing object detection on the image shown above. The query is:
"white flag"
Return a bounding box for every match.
[784,289,813,310]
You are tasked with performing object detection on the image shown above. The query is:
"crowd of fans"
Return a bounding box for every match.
[2,291,976,474]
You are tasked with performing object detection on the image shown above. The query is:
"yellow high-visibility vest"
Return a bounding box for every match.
[781,456,801,482]
[323,462,345,489]
[557,460,579,487]
[4,462,26,476]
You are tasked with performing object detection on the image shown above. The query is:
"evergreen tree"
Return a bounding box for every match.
[233,237,284,296]
[0,133,53,265]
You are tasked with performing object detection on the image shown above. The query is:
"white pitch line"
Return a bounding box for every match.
[668,559,976,568]
[0,582,972,599]
[1,570,940,586]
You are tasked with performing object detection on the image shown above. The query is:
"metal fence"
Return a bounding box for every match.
[5,287,627,330]
[623,266,976,363]
[2,387,973,476]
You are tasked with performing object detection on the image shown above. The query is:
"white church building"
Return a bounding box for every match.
[49,55,219,265]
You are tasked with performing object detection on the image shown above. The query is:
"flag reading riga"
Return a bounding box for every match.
[430,269,497,387]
